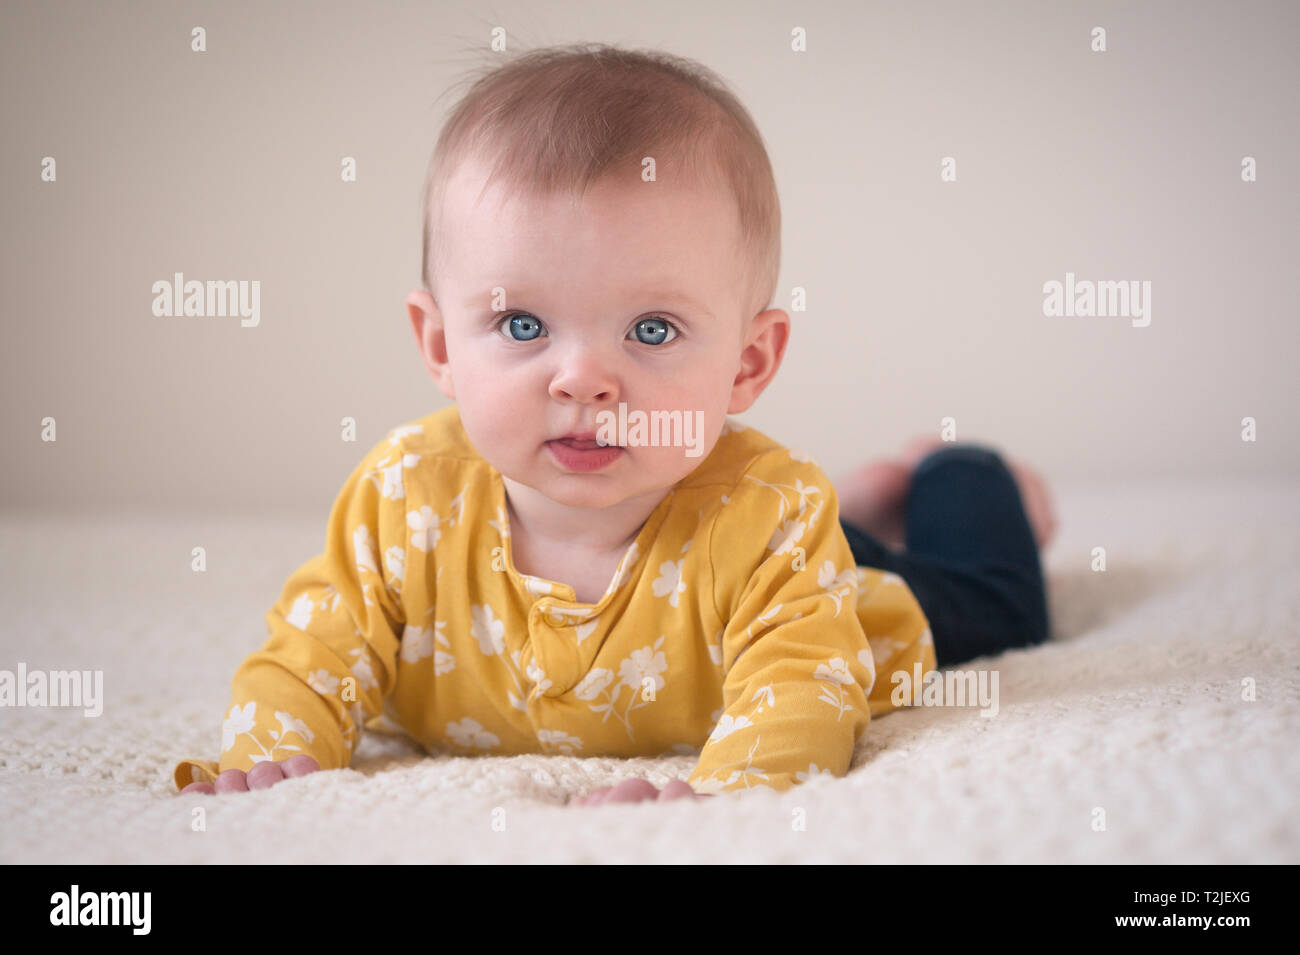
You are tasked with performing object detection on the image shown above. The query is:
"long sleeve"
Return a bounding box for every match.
[173,436,409,791]
[687,451,881,795]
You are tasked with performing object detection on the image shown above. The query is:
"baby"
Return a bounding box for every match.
[175,43,1054,804]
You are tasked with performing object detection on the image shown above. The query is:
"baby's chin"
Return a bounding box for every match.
[503,463,673,511]
[534,474,669,511]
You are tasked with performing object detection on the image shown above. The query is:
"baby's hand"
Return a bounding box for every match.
[177,755,320,795]
[569,778,712,806]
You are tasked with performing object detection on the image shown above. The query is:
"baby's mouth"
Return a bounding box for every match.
[550,432,623,449]
[553,437,619,449]
[545,435,626,471]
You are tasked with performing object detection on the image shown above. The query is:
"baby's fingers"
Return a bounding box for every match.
[182,756,320,796]
[657,779,699,801]
[243,755,322,789]
[214,768,249,793]
[603,778,659,803]
[246,761,284,790]
[281,755,320,777]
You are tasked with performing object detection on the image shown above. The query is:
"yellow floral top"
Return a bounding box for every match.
[174,405,936,795]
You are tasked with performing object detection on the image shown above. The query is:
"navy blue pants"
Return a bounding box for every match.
[839,445,1051,668]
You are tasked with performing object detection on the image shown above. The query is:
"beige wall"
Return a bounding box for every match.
[3,0,1296,517]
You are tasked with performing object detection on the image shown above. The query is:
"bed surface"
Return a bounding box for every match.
[2,477,1296,863]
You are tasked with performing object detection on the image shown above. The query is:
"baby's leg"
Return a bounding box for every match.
[840,444,1050,667]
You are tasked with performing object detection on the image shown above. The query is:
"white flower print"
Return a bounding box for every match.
[221,701,317,763]
[618,644,668,695]
[222,702,257,752]
[815,656,854,685]
[858,648,877,685]
[446,717,499,750]
[471,604,506,656]
[750,684,775,714]
[342,699,367,753]
[707,713,754,743]
[868,635,908,662]
[406,506,442,553]
[384,545,405,584]
[537,729,583,755]
[386,424,423,446]
[494,649,531,713]
[605,540,639,595]
[794,763,835,783]
[307,669,340,695]
[488,504,510,539]
[401,621,447,663]
[920,626,933,647]
[574,618,600,643]
[815,656,856,720]
[275,711,315,746]
[740,602,785,648]
[768,518,807,555]
[694,735,770,792]
[353,524,379,575]
[707,628,724,667]
[522,575,553,597]
[286,592,314,631]
[318,584,341,614]
[406,488,465,553]
[652,559,686,608]
[526,658,552,695]
[578,638,668,741]
[692,776,729,795]
[446,490,466,527]
[349,646,378,691]
[817,560,857,617]
[365,452,422,501]
[788,448,814,463]
[574,668,615,701]
[745,473,824,554]
[434,648,455,676]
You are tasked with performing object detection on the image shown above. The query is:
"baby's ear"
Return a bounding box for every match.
[406,289,455,399]
[727,309,790,413]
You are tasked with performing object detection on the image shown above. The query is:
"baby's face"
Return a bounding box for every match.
[422,156,764,512]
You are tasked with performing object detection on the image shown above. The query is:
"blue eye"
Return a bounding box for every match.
[630,317,677,345]
[500,312,546,341]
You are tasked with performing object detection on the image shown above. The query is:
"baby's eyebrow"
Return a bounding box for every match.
[467,287,714,319]
[631,290,714,318]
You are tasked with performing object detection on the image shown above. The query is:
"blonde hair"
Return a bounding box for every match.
[419,42,781,322]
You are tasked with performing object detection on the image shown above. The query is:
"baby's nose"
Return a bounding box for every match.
[548,353,618,403]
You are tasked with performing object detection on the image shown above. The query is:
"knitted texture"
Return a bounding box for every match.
[2,478,1296,863]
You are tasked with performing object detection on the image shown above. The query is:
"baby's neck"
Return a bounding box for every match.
[502,478,668,597]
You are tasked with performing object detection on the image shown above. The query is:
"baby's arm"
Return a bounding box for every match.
[173,437,410,794]
[687,452,875,795]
